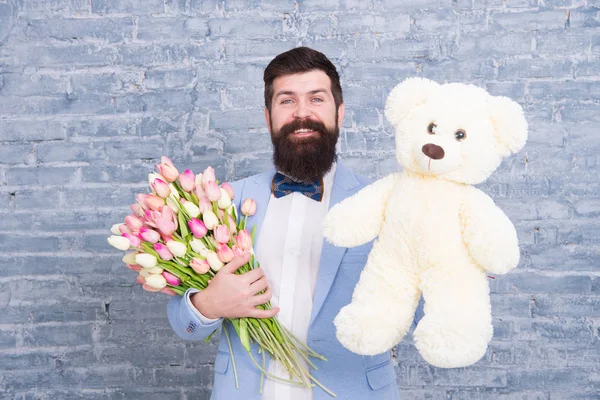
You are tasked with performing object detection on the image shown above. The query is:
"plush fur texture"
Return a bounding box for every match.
[323,77,528,368]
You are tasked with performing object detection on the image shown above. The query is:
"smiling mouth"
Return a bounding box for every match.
[293,128,318,137]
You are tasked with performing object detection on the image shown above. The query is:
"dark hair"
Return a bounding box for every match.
[263,46,343,112]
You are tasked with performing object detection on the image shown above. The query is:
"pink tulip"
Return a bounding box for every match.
[202,166,216,188]
[142,283,162,293]
[216,243,235,263]
[122,233,141,248]
[125,215,144,232]
[214,225,230,244]
[143,209,157,228]
[130,203,144,217]
[190,257,210,274]
[241,198,257,216]
[231,245,244,257]
[139,227,161,243]
[205,181,221,202]
[151,178,171,198]
[221,182,234,200]
[154,243,174,261]
[126,264,142,272]
[136,275,145,285]
[160,287,177,296]
[145,194,165,210]
[229,216,238,233]
[162,271,181,286]
[234,229,252,251]
[156,207,177,236]
[194,183,205,199]
[179,169,196,192]
[188,218,208,238]
[216,211,236,233]
[157,156,179,182]
[195,173,203,188]
[119,224,132,235]
[136,194,150,210]
[197,196,211,213]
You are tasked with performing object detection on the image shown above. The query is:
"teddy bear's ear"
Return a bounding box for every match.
[487,95,528,157]
[384,77,441,127]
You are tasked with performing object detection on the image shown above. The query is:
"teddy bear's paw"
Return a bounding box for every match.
[334,305,398,355]
[413,314,492,368]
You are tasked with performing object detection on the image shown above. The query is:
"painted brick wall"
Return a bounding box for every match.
[0,0,598,399]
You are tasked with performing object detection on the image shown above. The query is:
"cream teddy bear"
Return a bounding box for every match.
[323,77,528,368]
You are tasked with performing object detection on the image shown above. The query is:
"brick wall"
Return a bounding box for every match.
[0,0,598,399]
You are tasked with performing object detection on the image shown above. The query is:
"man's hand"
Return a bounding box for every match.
[191,252,279,319]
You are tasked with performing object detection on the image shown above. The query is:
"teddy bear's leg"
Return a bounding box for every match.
[413,262,493,368]
[334,240,419,355]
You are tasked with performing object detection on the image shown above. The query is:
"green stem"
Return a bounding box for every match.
[260,346,266,394]
[246,351,313,388]
[223,322,240,389]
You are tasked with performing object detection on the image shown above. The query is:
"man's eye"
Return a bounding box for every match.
[312,98,323,103]
[281,99,293,104]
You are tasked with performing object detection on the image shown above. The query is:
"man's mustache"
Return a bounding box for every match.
[279,118,327,138]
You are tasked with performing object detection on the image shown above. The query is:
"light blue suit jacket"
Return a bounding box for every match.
[167,163,424,400]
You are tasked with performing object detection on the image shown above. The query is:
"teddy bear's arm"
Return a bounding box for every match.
[322,173,397,248]
[459,187,520,275]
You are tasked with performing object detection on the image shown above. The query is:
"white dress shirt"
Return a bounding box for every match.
[187,164,336,400]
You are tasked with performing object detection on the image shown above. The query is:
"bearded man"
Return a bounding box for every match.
[167,46,422,400]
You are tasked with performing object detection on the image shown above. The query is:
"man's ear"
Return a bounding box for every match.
[264,107,272,134]
[337,103,345,127]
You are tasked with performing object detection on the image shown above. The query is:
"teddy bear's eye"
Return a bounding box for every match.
[455,129,467,141]
[427,123,436,134]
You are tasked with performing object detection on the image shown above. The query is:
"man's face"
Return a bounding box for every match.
[265,70,345,182]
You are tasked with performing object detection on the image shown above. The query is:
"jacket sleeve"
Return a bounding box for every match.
[167,288,223,341]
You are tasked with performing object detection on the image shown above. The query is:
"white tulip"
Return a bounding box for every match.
[168,184,180,199]
[203,210,219,230]
[145,274,167,289]
[122,252,138,265]
[166,197,179,214]
[217,189,232,209]
[183,202,200,218]
[148,173,164,186]
[147,266,164,275]
[190,238,206,254]
[139,269,151,278]
[107,235,130,251]
[206,251,224,271]
[111,223,124,235]
[135,253,158,269]
[166,240,187,258]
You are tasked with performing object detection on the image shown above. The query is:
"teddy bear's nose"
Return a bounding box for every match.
[422,144,445,160]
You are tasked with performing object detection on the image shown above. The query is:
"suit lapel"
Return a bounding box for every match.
[310,163,362,326]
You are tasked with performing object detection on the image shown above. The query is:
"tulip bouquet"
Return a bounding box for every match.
[107,157,334,396]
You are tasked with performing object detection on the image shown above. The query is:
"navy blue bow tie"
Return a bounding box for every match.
[271,172,324,202]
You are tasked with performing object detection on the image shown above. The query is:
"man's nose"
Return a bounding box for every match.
[293,100,311,119]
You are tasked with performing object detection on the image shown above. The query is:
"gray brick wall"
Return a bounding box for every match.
[0,0,598,399]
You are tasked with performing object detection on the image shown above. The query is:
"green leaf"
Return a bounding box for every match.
[239,318,251,353]
[205,329,218,343]
[178,211,189,237]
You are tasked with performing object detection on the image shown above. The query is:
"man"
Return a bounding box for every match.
[167,46,422,399]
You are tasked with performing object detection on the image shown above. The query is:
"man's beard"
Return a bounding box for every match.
[270,116,339,183]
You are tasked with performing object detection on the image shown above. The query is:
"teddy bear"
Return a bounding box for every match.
[322,77,528,368]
